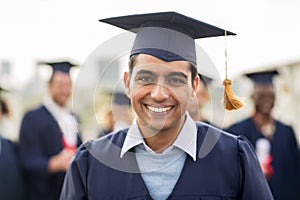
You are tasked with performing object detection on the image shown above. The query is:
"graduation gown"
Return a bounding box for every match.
[19,105,82,200]
[226,118,300,200]
[0,137,25,200]
[60,123,273,200]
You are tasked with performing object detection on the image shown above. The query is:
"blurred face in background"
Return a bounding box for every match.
[48,72,72,107]
[187,80,210,121]
[252,84,275,116]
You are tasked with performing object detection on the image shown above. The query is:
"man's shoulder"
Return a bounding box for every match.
[23,104,49,118]
[21,105,56,126]
[274,120,296,138]
[228,117,252,128]
[224,118,253,135]
[196,122,237,139]
[195,122,255,162]
[96,129,128,146]
[79,129,129,154]
[275,119,293,129]
[73,129,139,172]
[195,122,240,149]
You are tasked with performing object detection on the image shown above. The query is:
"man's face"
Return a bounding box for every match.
[252,84,275,115]
[124,54,198,133]
[48,72,72,107]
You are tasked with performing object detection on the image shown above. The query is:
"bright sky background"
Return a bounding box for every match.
[1,0,300,87]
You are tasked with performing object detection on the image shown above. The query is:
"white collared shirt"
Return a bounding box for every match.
[43,97,78,147]
[120,113,197,200]
[120,113,197,161]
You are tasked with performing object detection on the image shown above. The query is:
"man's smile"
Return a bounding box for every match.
[146,105,173,113]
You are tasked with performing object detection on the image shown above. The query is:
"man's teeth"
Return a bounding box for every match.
[147,106,171,113]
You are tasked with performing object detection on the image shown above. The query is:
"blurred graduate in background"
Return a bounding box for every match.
[187,73,212,123]
[0,86,25,200]
[226,70,300,200]
[98,91,134,136]
[19,61,82,200]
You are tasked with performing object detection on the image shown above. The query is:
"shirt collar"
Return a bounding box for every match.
[120,113,197,161]
[43,97,71,115]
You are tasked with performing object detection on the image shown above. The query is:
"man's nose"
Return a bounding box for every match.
[150,83,169,102]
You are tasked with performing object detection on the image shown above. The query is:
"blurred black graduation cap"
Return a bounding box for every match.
[99,12,235,65]
[0,86,9,100]
[111,92,131,106]
[245,70,279,85]
[0,85,10,115]
[38,61,78,74]
[0,86,8,95]
[198,73,213,87]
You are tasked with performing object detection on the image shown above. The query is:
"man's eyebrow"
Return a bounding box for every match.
[167,71,188,79]
[136,69,155,76]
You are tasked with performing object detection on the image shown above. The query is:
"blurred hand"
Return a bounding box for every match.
[48,149,76,173]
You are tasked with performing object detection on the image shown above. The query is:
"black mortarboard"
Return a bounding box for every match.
[0,86,8,95]
[0,86,10,115]
[112,92,131,106]
[198,73,213,86]
[38,61,78,74]
[0,86,9,100]
[246,70,279,85]
[99,12,235,65]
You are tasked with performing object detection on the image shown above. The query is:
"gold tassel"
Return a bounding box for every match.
[222,30,243,110]
[223,78,243,110]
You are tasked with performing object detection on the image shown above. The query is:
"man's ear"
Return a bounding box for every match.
[123,72,131,98]
[192,75,199,95]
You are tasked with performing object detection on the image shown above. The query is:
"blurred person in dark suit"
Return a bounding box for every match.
[0,86,25,200]
[19,61,82,200]
[226,70,300,200]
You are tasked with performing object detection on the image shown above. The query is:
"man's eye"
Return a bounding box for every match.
[167,78,187,86]
[137,76,154,84]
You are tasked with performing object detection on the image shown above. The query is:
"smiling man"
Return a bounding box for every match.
[60,12,273,200]
[124,55,197,152]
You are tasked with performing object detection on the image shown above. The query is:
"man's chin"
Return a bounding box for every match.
[55,99,68,107]
[259,109,272,116]
[138,122,167,134]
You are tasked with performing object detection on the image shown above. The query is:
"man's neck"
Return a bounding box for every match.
[138,117,186,153]
[253,112,273,128]
[143,131,178,153]
[49,97,67,109]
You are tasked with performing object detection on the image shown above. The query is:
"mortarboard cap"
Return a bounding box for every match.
[0,86,9,100]
[112,92,131,106]
[0,86,9,95]
[99,12,235,65]
[38,61,78,74]
[0,85,10,115]
[246,70,279,85]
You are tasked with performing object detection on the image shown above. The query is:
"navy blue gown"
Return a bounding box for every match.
[60,123,273,199]
[227,118,300,200]
[19,105,82,200]
[0,136,25,200]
